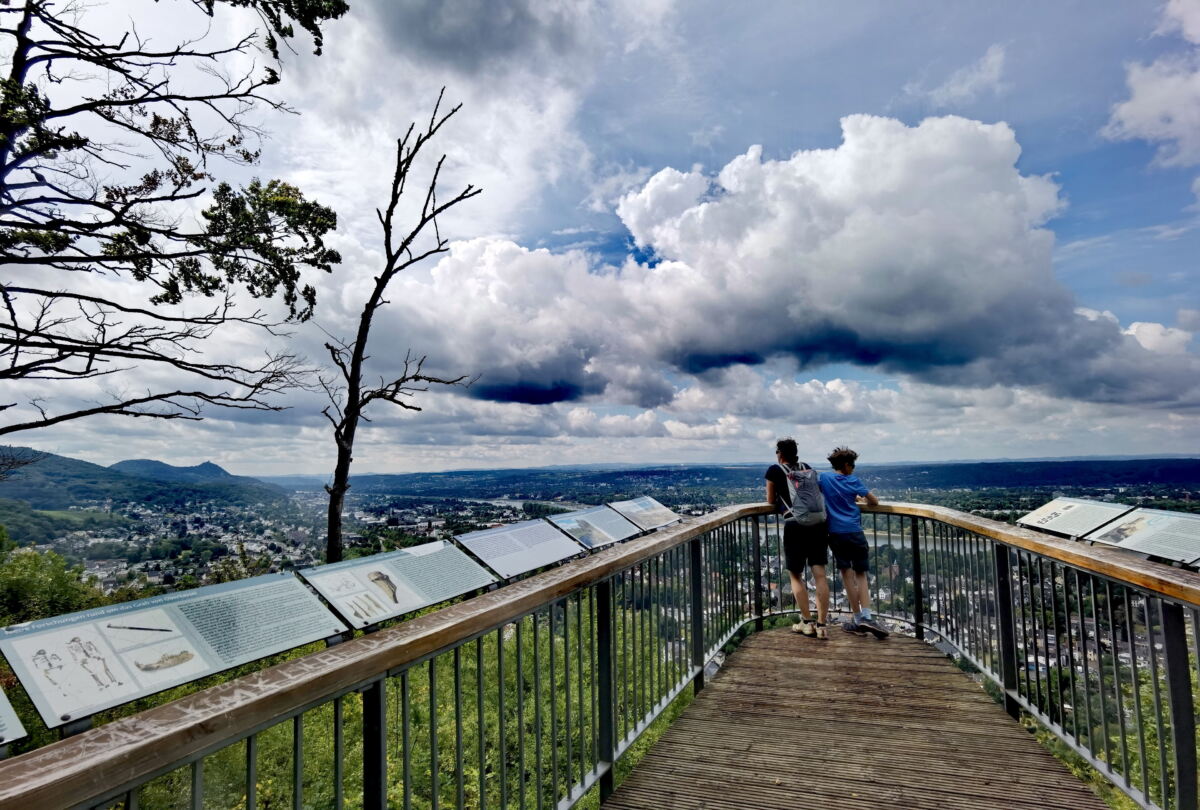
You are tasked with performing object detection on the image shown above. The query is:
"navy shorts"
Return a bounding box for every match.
[828,530,869,573]
[783,520,828,574]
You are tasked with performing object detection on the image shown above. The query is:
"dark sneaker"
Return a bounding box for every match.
[842,620,866,636]
[857,617,890,639]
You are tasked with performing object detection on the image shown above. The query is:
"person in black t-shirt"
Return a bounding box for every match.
[765,438,830,639]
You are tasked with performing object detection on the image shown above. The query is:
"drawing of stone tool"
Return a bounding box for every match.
[107,623,172,633]
[367,571,398,603]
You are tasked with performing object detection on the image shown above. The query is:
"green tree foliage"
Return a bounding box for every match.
[0,534,104,625]
[0,0,347,436]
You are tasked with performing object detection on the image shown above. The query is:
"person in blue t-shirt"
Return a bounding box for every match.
[818,446,889,639]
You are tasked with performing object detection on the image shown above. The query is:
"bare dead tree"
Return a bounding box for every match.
[322,92,480,562]
[0,445,44,481]
[0,0,348,436]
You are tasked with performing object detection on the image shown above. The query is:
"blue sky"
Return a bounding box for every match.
[14,0,1200,474]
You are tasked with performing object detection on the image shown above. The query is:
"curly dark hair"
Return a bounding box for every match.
[827,446,858,470]
[775,438,799,464]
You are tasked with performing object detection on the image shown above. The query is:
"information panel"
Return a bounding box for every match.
[1085,509,1200,564]
[300,540,496,629]
[608,496,681,531]
[0,687,26,745]
[1018,498,1133,538]
[549,506,642,549]
[0,573,347,728]
[456,520,584,579]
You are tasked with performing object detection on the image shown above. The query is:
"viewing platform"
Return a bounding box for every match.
[604,628,1106,809]
[0,501,1197,810]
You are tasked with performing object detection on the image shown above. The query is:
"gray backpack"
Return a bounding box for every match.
[778,463,827,526]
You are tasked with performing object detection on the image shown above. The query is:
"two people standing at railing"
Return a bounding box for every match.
[765,440,889,640]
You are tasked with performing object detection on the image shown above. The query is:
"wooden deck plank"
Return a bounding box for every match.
[603,627,1109,810]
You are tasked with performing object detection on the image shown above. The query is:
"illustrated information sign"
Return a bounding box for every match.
[609,496,681,531]
[0,687,26,745]
[0,573,347,728]
[1085,509,1200,564]
[301,540,495,628]
[1018,498,1133,538]
[549,506,641,549]
[456,520,584,578]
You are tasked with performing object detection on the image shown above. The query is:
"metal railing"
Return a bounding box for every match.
[0,501,1198,810]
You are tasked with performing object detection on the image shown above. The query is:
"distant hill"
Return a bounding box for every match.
[0,447,287,509]
[270,457,1200,503]
[111,459,237,483]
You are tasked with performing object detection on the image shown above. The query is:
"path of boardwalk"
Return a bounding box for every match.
[603,626,1108,810]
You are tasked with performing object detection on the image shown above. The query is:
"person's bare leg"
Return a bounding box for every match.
[854,570,871,617]
[788,570,812,620]
[811,565,830,625]
[841,568,862,618]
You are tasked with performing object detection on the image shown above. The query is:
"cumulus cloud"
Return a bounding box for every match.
[1124,322,1194,354]
[908,44,1007,108]
[335,114,1200,420]
[1105,2,1200,167]
[1158,0,1200,44]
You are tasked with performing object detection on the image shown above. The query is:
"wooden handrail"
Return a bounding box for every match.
[866,502,1200,607]
[2,499,1198,808]
[0,504,770,809]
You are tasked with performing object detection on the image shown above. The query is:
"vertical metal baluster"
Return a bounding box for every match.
[497,628,507,810]
[430,658,440,810]
[632,564,642,726]
[752,516,764,632]
[1147,598,1169,806]
[596,578,615,802]
[910,517,924,639]
[1074,569,1096,753]
[515,620,525,810]
[1016,552,1034,704]
[563,601,573,799]
[1126,594,1150,801]
[690,535,706,693]
[870,514,879,614]
[576,591,585,785]
[974,536,986,668]
[589,588,599,771]
[1063,567,1080,743]
[533,612,543,810]
[1037,558,1053,720]
[1160,599,1198,810]
[549,602,560,800]
[1089,576,1112,769]
[363,678,387,810]
[293,714,304,810]
[456,647,466,810]
[642,560,651,718]
[651,555,661,710]
[476,638,486,810]
[993,542,1020,720]
[397,670,409,810]
[1106,581,1130,785]
[246,733,257,810]
[962,531,974,655]
[190,759,203,810]
[1030,552,1046,713]
[962,530,972,652]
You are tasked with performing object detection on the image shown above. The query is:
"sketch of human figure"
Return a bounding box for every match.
[32,649,68,696]
[67,636,122,689]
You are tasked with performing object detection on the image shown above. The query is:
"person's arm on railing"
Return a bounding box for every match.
[860,492,879,507]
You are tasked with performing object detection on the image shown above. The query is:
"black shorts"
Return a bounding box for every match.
[783,520,828,574]
[829,530,870,573]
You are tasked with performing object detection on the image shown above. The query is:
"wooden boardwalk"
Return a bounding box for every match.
[603,626,1108,810]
